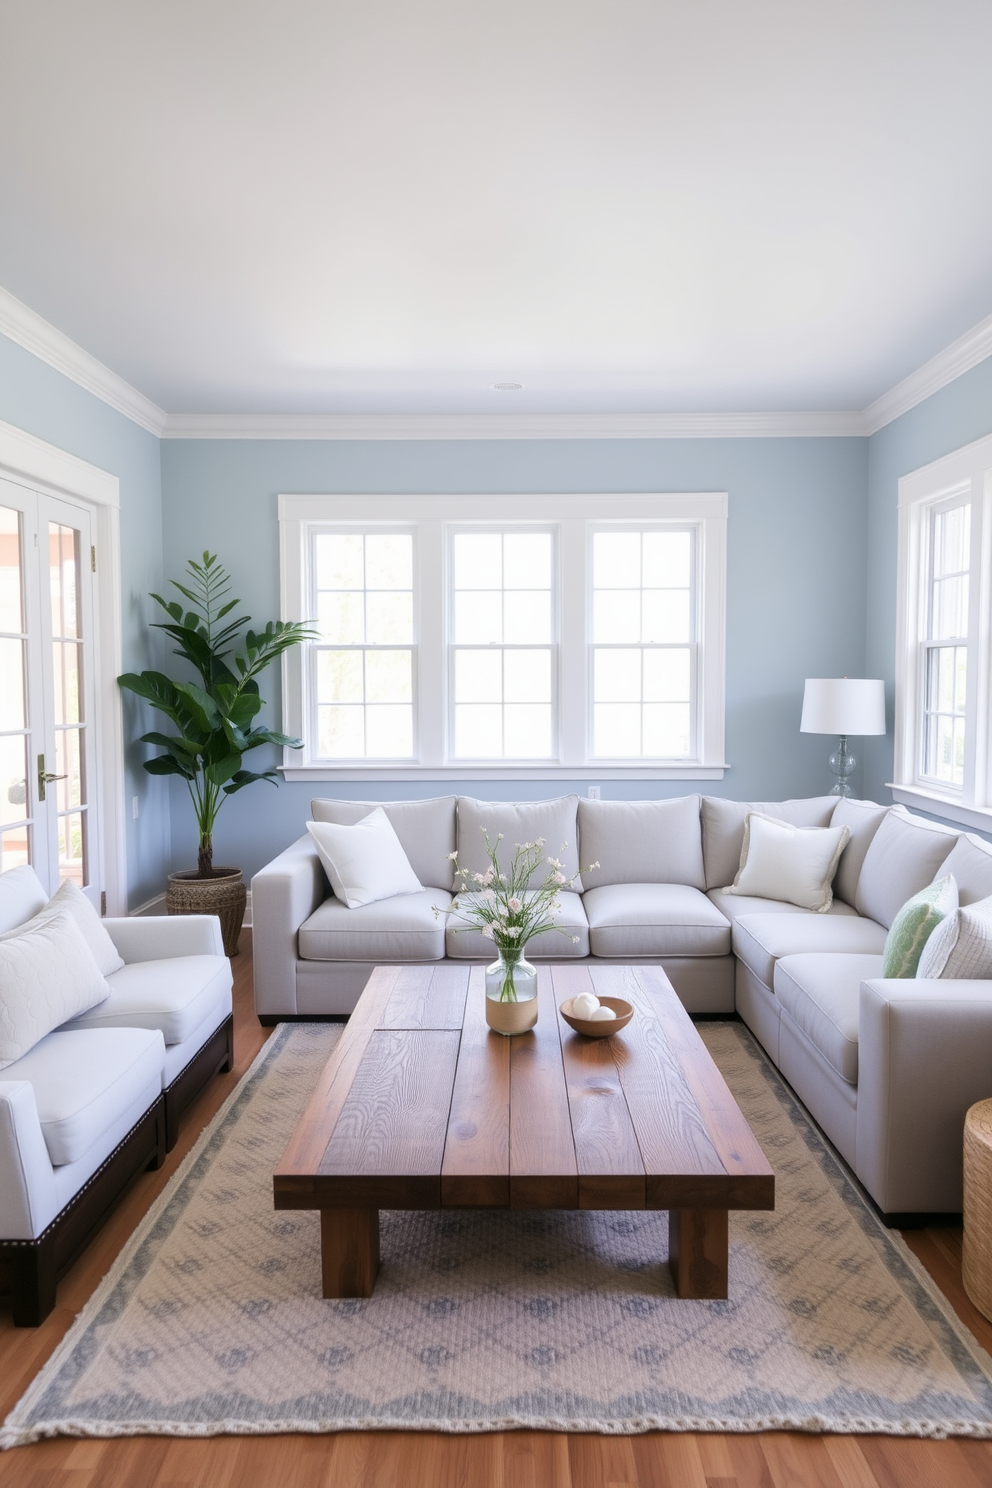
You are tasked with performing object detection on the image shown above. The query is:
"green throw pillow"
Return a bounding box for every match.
[882,874,958,978]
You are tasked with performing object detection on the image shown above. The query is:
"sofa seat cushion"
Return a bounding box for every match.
[583,884,730,958]
[707,888,859,929]
[774,952,885,1084]
[299,889,451,962]
[4,1026,165,1165]
[733,912,887,989]
[63,955,233,1046]
[446,891,588,958]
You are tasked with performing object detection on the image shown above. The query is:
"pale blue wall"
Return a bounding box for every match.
[0,334,170,908]
[863,357,992,809]
[161,436,868,879]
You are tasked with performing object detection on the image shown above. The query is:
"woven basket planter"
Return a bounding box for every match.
[166,867,247,958]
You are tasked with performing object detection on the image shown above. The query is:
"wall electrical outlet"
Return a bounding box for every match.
[587,785,601,799]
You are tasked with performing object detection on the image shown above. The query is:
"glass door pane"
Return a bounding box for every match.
[0,503,30,873]
[45,511,91,891]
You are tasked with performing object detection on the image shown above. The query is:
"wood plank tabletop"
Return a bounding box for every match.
[274,961,774,1214]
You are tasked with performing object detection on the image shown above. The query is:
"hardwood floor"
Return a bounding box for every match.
[3,934,992,1486]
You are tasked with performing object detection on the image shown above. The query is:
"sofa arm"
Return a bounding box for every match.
[104,916,225,962]
[856,977,992,1216]
[251,836,328,1018]
[0,1082,59,1240]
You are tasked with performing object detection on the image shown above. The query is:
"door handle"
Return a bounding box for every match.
[37,755,67,802]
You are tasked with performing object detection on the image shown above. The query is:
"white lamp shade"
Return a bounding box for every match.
[800,678,886,736]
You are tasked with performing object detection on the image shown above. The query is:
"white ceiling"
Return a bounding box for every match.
[2,0,992,418]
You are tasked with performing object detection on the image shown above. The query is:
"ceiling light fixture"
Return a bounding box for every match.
[490,381,523,391]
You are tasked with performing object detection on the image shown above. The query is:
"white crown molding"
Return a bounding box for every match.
[0,286,167,437]
[862,310,992,436]
[0,417,119,506]
[161,409,867,440]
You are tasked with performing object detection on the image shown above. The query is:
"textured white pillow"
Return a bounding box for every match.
[725,812,851,913]
[0,907,110,1069]
[918,893,992,979]
[39,880,125,975]
[307,808,423,909]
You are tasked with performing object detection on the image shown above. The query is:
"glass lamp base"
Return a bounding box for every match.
[827,735,856,797]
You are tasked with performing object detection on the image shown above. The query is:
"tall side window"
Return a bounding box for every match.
[590,527,694,759]
[310,530,415,760]
[449,528,556,761]
[894,433,992,829]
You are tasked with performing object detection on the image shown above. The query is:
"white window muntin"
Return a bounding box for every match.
[446,524,559,763]
[893,434,992,828]
[278,492,727,781]
[587,522,699,762]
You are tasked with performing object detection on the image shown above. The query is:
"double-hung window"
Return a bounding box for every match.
[279,492,726,780]
[893,434,992,828]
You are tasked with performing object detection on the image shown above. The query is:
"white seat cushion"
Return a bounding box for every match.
[583,883,730,957]
[733,912,887,988]
[299,889,450,962]
[707,888,859,928]
[4,1026,165,1165]
[446,890,588,958]
[63,954,233,1046]
[775,952,885,1084]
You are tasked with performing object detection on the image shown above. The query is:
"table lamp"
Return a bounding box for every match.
[800,678,886,797]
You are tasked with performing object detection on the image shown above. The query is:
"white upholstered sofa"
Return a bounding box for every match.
[252,792,992,1223]
[0,866,233,1324]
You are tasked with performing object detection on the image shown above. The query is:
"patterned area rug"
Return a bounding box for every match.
[5,1019,992,1444]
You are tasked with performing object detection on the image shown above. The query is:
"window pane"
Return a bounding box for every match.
[0,735,27,826]
[55,728,83,811]
[594,702,641,756]
[455,648,502,702]
[503,533,551,589]
[58,811,86,886]
[315,533,364,589]
[593,591,640,643]
[317,649,364,703]
[593,648,641,702]
[643,648,691,702]
[365,533,412,590]
[49,524,80,640]
[503,649,551,703]
[366,705,412,757]
[504,704,551,757]
[453,591,502,644]
[644,703,691,756]
[642,590,691,644]
[0,638,24,730]
[365,650,411,704]
[642,531,691,588]
[318,591,364,644]
[454,534,502,588]
[318,705,364,757]
[593,532,640,588]
[454,703,502,756]
[0,508,23,634]
[933,575,968,640]
[935,504,970,576]
[503,591,551,645]
[366,592,412,644]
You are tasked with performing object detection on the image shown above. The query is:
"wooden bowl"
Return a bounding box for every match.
[559,996,633,1039]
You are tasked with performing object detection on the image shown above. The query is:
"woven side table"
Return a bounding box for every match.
[963,1099,992,1319]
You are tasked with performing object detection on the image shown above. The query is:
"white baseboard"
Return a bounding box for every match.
[128,889,252,927]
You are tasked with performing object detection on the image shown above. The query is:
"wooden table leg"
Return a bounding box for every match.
[320,1208,380,1298]
[669,1208,729,1299]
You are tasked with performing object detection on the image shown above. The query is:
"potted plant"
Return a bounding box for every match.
[119,552,313,955]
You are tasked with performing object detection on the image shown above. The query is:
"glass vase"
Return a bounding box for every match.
[485,946,538,1035]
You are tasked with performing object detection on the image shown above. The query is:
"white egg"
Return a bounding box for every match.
[571,992,600,1019]
[589,1006,617,1021]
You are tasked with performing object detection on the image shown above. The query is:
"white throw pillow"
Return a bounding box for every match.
[307,808,423,909]
[725,812,851,913]
[918,893,992,980]
[40,879,125,975]
[0,907,110,1069]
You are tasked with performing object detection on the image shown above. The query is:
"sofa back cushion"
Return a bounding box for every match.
[577,795,705,890]
[939,832,992,906]
[456,796,580,889]
[310,796,456,890]
[830,798,889,907]
[0,864,48,933]
[854,807,959,928]
[701,796,837,890]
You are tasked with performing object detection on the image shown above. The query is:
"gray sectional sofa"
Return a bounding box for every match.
[251,792,992,1221]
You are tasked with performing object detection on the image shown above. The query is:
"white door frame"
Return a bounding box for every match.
[0,418,126,913]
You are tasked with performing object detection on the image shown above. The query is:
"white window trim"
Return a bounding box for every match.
[891,431,992,830]
[278,492,728,781]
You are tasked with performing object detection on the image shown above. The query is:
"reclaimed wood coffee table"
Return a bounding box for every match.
[273,962,774,1300]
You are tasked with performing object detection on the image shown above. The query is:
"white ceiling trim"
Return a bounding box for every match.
[862,310,992,435]
[0,286,166,437]
[161,410,867,439]
[2,281,992,442]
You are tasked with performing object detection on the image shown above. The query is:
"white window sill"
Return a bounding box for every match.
[281,764,730,783]
[889,784,992,833]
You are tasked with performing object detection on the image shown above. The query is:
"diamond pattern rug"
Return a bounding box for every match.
[5,1018,992,1444]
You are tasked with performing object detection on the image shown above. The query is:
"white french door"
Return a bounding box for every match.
[0,476,100,906]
